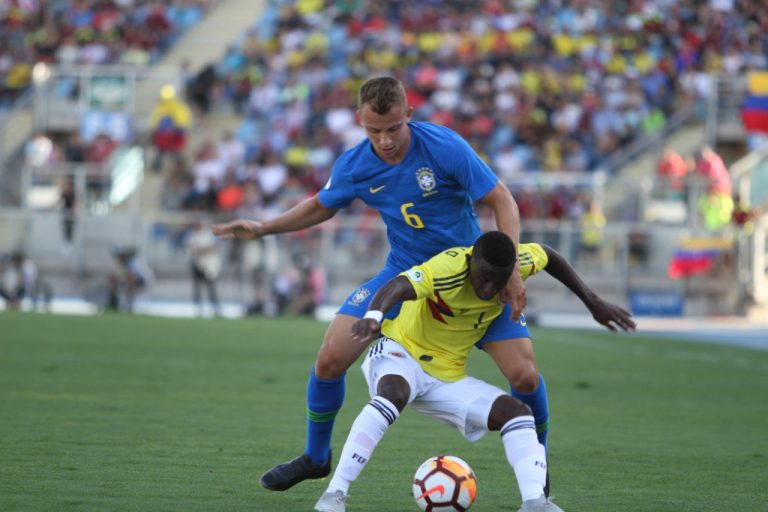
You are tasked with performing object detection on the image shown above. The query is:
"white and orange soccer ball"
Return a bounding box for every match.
[412,455,477,512]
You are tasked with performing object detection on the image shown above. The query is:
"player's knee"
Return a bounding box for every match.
[487,395,532,431]
[376,375,410,412]
[508,365,539,393]
[314,348,348,380]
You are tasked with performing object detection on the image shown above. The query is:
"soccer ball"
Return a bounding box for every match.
[412,455,477,512]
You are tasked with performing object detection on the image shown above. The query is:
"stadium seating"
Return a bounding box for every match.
[0,0,213,109]
[149,0,767,222]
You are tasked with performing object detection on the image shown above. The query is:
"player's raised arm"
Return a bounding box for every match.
[212,196,337,240]
[351,276,417,344]
[480,182,526,318]
[541,245,637,333]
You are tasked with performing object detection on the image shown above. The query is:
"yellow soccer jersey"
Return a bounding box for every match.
[381,243,548,382]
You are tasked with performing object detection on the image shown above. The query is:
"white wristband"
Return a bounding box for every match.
[363,310,384,323]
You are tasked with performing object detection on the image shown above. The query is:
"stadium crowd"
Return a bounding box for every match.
[152,0,767,222]
[0,0,214,109]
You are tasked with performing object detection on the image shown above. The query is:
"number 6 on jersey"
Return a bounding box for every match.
[401,202,425,229]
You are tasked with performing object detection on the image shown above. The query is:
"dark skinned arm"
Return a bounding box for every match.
[350,276,417,345]
[541,245,637,333]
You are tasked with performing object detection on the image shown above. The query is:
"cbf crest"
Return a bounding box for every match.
[415,167,437,194]
[349,287,371,306]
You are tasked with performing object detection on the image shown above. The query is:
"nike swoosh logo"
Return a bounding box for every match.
[369,185,386,194]
[417,485,445,500]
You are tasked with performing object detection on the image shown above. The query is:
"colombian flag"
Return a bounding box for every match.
[741,71,768,134]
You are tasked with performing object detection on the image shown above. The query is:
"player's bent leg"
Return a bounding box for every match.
[262,315,367,492]
[483,337,550,449]
[486,394,532,431]
[319,376,406,508]
[375,374,411,412]
[487,395,554,509]
[308,314,375,461]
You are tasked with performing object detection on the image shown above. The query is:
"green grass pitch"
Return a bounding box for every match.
[1,313,766,511]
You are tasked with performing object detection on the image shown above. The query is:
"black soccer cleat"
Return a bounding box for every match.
[260,452,332,491]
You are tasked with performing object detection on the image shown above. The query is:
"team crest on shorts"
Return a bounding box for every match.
[349,287,371,305]
[388,351,406,358]
[416,167,436,193]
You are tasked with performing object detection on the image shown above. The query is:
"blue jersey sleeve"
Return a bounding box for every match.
[316,152,356,209]
[436,128,498,201]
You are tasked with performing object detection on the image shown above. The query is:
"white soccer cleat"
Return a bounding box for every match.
[518,494,564,512]
[314,489,347,512]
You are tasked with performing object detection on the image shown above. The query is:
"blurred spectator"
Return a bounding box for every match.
[187,63,218,116]
[184,139,226,210]
[59,179,77,250]
[731,194,764,234]
[160,157,193,210]
[217,130,246,176]
[579,200,606,269]
[185,221,221,317]
[693,146,732,196]
[24,132,58,167]
[288,253,325,316]
[149,84,192,172]
[0,251,52,312]
[64,132,88,163]
[699,193,735,231]
[692,146,734,231]
[657,149,691,201]
[106,247,152,313]
[216,171,244,212]
[243,149,287,205]
[85,132,118,164]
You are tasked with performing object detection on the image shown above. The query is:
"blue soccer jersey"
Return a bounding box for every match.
[317,122,498,270]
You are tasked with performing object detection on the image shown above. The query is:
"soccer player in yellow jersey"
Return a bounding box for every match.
[314,232,635,512]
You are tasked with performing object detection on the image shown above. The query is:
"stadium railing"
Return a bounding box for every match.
[0,203,750,317]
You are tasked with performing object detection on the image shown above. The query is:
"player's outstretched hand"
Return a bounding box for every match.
[499,270,527,321]
[590,299,637,333]
[351,318,381,345]
[211,219,266,240]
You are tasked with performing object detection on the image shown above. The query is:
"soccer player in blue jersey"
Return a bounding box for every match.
[214,76,548,491]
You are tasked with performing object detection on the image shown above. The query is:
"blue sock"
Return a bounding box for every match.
[305,368,345,465]
[511,374,550,450]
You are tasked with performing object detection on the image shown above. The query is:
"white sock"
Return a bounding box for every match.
[326,396,399,495]
[500,415,547,501]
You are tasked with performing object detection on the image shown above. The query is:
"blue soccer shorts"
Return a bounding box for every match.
[475,304,531,347]
[337,266,403,320]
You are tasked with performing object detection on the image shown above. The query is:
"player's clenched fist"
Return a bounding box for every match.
[212,219,266,240]
[351,318,381,344]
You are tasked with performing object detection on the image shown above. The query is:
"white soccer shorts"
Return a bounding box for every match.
[361,336,506,441]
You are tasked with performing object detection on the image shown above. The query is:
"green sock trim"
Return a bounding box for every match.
[536,420,550,434]
[308,409,339,423]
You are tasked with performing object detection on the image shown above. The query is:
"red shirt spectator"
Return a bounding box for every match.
[657,149,689,194]
[85,133,118,164]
